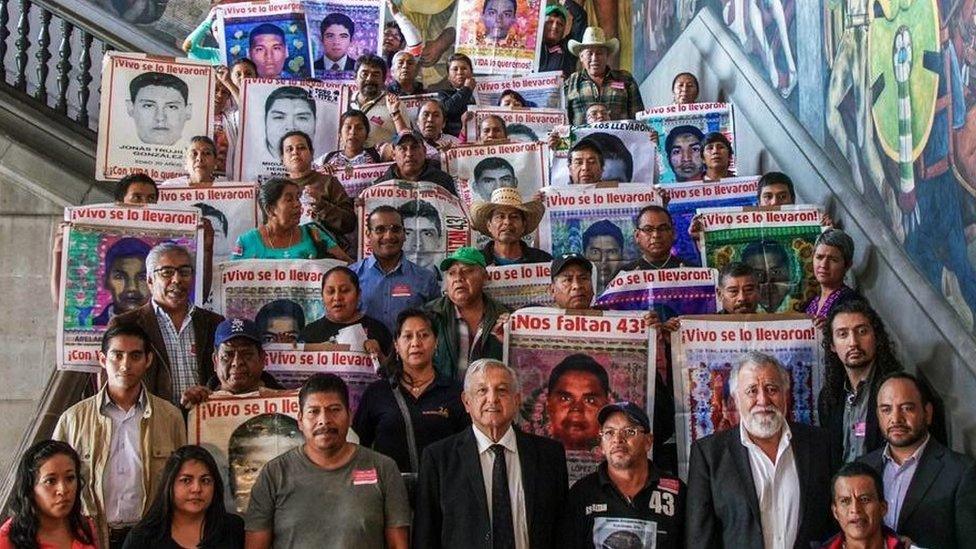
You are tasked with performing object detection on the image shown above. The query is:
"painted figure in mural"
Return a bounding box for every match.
[722,0,797,98]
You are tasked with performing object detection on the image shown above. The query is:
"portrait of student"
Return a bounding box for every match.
[582,220,625,290]
[264,86,317,161]
[665,124,705,182]
[398,199,442,272]
[92,237,153,326]
[584,132,633,182]
[125,71,192,147]
[248,23,289,78]
[471,157,518,202]
[315,13,357,72]
[228,413,303,513]
[193,202,229,253]
[482,0,517,43]
[254,298,306,344]
[741,239,793,313]
[545,353,611,451]
[506,123,539,143]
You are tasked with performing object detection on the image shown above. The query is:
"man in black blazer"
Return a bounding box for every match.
[686,351,838,548]
[860,372,976,548]
[413,358,568,549]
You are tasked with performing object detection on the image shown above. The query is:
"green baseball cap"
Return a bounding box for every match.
[545,4,569,20]
[439,247,487,271]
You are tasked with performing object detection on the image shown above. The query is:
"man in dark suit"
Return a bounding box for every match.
[860,372,976,548]
[686,351,838,548]
[109,242,223,406]
[413,358,568,549]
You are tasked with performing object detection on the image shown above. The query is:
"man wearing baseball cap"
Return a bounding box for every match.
[538,0,588,77]
[469,187,552,265]
[563,401,686,549]
[180,317,284,407]
[423,247,509,379]
[550,253,596,309]
[375,130,457,195]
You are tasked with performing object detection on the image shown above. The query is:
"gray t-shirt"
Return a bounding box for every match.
[245,444,411,548]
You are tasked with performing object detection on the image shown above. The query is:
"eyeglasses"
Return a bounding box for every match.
[636,224,673,235]
[370,224,404,235]
[153,266,194,279]
[598,427,645,440]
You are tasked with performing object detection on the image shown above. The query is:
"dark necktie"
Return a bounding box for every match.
[490,444,516,549]
[331,62,340,71]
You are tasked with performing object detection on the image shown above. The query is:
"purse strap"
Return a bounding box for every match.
[390,378,420,473]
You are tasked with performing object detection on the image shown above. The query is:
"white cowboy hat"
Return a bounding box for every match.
[469,187,545,237]
[568,26,620,57]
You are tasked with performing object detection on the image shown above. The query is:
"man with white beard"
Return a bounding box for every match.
[686,351,839,548]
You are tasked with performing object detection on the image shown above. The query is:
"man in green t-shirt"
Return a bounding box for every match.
[245,373,411,548]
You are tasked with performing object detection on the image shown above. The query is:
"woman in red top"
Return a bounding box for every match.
[0,440,96,549]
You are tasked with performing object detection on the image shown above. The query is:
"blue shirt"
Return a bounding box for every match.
[351,254,441,333]
[882,434,930,529]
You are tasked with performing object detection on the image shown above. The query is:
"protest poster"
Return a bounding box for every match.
[329,161,392,202]
[305,0,384,80]
[189,392,303,513]
[594,268,718,320]
[442,140,549,205]
[463,106,566,143]
[213,259,347,340]
[700,206,822,313]
[96,53,215,182]
[217,0,311,79]
[572,122,658,184]
[474,71,564,108]
[357,181,469,276]
[157,183,260,267]
[668,314,822,477]
[538,184,663,292]
[236,78,344,181]
[665,176,759,262]
[453,0,545,74]
[504,307,653,483]
[263,344,378,403]
[637,102,736,184]
[484,262,554,309]
[57,205,202,371]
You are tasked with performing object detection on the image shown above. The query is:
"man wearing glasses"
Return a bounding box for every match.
[620,205,696,272]
[109,242,224,408]
[351,205,440,333]
[563,401,686,548]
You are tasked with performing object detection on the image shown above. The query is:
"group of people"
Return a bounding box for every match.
[25,2,976,549]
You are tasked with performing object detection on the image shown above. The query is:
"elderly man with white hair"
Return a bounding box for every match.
[686,351,839,548]
[413,358,568,548]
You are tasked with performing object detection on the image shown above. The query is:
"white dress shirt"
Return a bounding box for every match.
[739,422,801,549]
[472,425,529,549]
[100,389,147,526]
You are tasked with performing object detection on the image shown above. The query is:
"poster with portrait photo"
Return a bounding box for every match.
[156,182,260,267]
[96,53,215,182]
[188,392,303,513]
[538,184,663,293]
[593,518,657,549]
[699,205,822,314]
[217,0,312,80]
[474,71,564,108]
[569,122,659,184]
[665,176,758,262]
[637,102,735,184]
[213,258,346,344]
[57,205,203,372]
[462,106,566,143]
[504,307,653,483]
[454,0,545,74]
[399,93,441,129]
[357,181,469,277]
[305,0,384,80]
[667,314,822,477]
[236,78,344,182]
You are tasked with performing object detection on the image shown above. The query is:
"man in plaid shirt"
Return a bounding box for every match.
[564,26,644,125]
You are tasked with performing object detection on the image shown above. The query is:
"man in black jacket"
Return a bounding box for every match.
[537,1,587,77]
[374,130,457,195]
[413,358,568,548]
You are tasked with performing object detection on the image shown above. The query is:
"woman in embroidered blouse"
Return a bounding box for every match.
[805,228,859,325]
[232,178,351,261]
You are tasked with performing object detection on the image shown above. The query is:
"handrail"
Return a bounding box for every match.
[26,0,180,55]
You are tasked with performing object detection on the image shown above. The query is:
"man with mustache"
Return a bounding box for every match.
[717,262,761,314]
[544,354,610,452]
[53,324,186,549]
[564,401,686,548]
[821,462,905,549]
[859,373,976,548]
[348,54,408,147]
[687,351,837,548]
[109,243,224,408]
[468,188,550,266]
[563,27,643,125]
[245,373,411,548]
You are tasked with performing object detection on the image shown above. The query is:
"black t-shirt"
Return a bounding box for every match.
[564,461,686,549]
[352,375,470,473]
[122,513,244,549]
[300,314,394,356]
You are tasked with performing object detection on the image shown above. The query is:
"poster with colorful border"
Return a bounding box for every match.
[453,0,546,74]
[637,102,735,184]
[218,0,311,79]
[665,176,759,262]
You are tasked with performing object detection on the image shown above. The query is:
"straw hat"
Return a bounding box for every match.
[468,187,545,237]
[568,27,620,57]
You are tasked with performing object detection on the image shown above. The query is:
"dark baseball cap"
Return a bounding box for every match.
[598,401,650,431]
[391,130,424,147]
[214,318,262,348]
[551,253,593,280]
